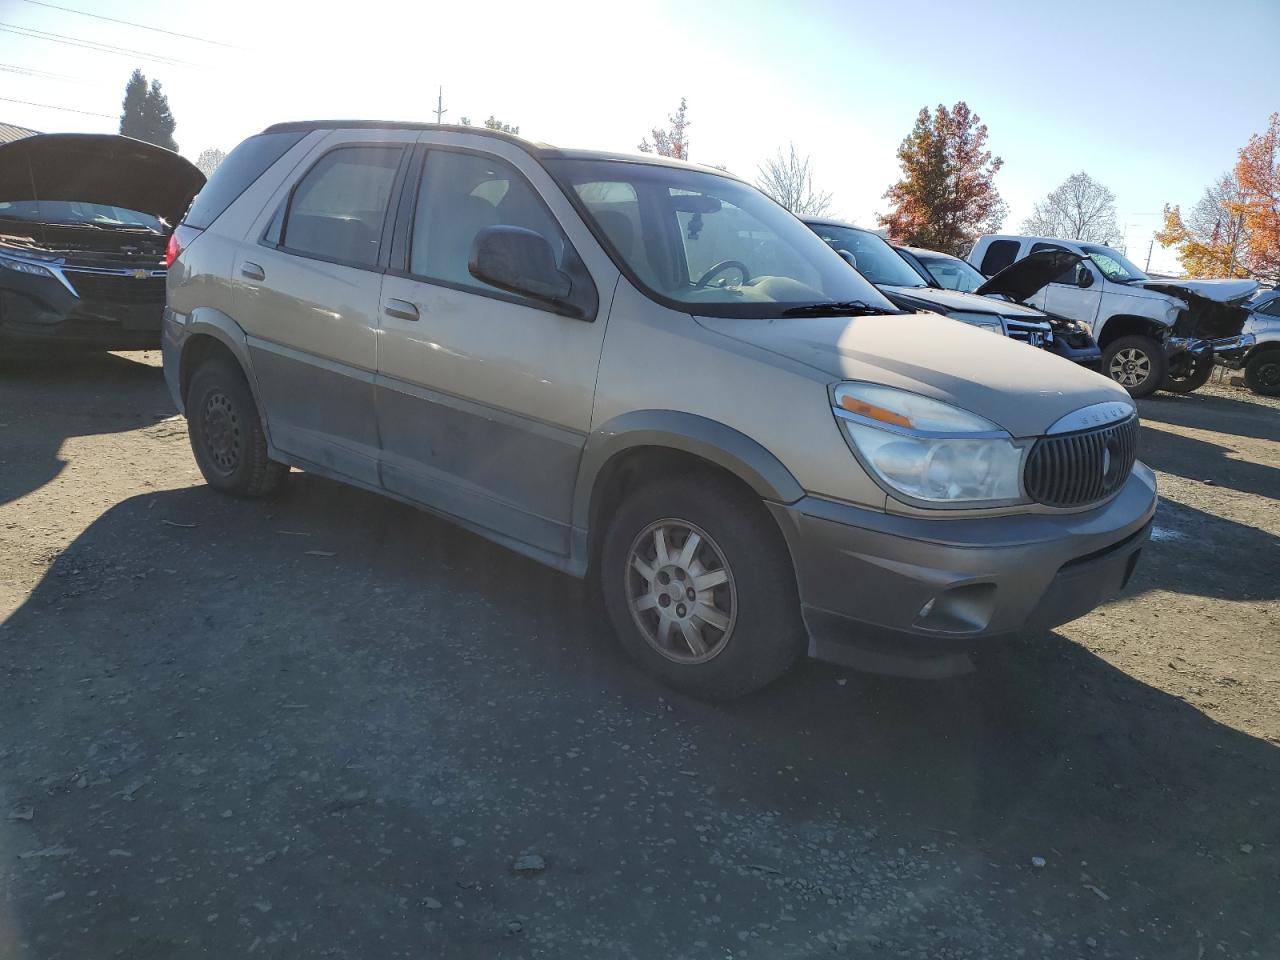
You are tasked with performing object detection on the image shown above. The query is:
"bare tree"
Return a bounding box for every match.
[755,143,832,217]
[1021,172,1119,242]
[194,147,226,177]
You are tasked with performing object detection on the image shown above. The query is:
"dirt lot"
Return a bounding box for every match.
[0,352,1276,959]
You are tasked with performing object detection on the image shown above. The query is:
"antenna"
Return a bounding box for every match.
[434,86,447,124]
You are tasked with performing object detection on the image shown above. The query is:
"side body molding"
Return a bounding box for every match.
[570,409,806,541]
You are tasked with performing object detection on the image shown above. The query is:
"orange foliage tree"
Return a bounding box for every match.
[1234,112,1280,283]
[1153,173,1250,278]
[878,102,1007,256]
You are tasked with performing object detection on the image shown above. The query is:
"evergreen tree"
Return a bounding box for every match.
[119,69,179,152]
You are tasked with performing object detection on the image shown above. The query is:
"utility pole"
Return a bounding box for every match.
[433,87,447,124]
[1144,238,1154,273]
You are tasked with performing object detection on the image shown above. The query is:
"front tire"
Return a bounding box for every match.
[1244,350,1280,396]
[1161,351,1215,394]
[186,358,287,498]
[600,474,804,700]
[1101,335,1167,399]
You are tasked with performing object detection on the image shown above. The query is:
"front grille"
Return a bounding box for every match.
[65,271,166,305]
[1003,317,1053,348]
[1024,416,1138,507]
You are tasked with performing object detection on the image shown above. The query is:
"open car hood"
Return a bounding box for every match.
[975,248,1083,302]
[1135,277,1258,305]
[0,133,205,226]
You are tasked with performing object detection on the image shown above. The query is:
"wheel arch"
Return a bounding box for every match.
[1096,314,1167,349]
[177,309,259,409]
[573,411,805,571]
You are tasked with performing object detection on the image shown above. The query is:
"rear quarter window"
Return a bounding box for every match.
[979,239,1020,275]
[183,131,305,229]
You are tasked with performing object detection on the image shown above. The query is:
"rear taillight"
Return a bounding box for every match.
[165,225,201,268]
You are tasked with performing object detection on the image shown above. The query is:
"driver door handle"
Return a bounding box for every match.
[240,261,265,281]
[384,298,419,322]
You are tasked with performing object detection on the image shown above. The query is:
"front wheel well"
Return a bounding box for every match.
[1097,315,1166,349]
[585,446,777,576]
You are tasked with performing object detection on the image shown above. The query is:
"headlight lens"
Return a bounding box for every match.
[833,383,1025,506]
[0,252,56,278]
[948,311,1004,335]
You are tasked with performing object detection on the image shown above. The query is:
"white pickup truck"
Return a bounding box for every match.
[969,235,1257,398]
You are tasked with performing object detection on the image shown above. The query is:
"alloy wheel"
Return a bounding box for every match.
[624,519,737,664]
[1109,347,1151,388]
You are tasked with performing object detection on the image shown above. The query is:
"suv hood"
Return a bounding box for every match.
[696,311,1127,438]
[880,284,1047,318]
[1134,277,1258,305]
[975,248,1083,302]
[0,133,205,226]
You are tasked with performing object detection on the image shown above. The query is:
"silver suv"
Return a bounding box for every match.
[164,121,1157,699]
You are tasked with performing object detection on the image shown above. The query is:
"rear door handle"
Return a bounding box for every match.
[384,298,419,322]
[241,261,265,281]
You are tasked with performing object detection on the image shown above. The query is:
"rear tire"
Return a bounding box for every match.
[1101,335,1166,399]
[1244,350,1280,396]
[186,357,287,498]
[1161,351,1215,394]
[600,473,805,700]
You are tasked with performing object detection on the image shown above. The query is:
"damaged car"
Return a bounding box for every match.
[803,219,1100,368]
[970,235,1257,398]
[0,133,205,352]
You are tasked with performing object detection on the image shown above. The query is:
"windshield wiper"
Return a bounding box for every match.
[781,300,897,317]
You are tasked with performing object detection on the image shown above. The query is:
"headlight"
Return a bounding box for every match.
[832,383,1025,506]
[947,311,1004,335]
[0,252,57,278]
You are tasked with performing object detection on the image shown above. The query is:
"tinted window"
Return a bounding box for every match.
[916,252,987,292]
[1030,241,1080,285]
[807,223,928,287]
[409,150,569,294]
[1257,296,1280,317]
[979,239,1020,276]
[183,131,304,230]
[282,146,401,267]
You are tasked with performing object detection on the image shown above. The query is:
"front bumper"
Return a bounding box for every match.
[1168,332,1255,365]
[768,463,1157,669]
[0,262,164,349]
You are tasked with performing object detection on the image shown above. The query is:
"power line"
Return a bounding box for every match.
[0,95,114,119]
[0,22,199,68]
[0,61,82,81]
[20,0,243,50]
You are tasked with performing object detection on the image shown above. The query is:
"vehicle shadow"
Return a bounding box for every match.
[1139,391,1280,445]
[0,350,170,506]
[1138,421,1280,501]
[1,476,1276,956]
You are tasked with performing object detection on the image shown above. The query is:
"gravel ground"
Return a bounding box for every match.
[0,351,1276,959]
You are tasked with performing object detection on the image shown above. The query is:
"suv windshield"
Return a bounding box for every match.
[545,158,895,318]
[914,252,987,292]
[1081,244,1147,283]
[807,222,929,289]
[0,199,164,231]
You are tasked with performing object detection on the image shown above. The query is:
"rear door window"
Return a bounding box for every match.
[280,145,402,268]
[978,239,1020,275]
[183,131,304,229]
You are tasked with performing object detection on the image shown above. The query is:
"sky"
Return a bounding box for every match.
[1,0,1277,274]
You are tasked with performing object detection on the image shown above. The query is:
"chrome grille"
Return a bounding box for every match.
[1003,316,1053,349]
[1024,416,1138,507]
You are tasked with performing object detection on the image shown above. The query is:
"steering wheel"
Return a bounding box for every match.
[695,260,751,288]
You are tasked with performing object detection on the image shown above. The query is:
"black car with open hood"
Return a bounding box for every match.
[0,133,205,350]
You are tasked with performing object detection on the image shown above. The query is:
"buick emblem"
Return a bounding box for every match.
[132,269,149,280]
[1101,446,1112,479]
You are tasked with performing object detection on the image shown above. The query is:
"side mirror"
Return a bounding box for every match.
[1076,266,1094,289]
[837,250,858,269]
[469,225,572,305]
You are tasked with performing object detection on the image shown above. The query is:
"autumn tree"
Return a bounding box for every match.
[755,143,832,216]
[1021,172,1119,243]
[1154,173,1250,278]
[195,147,226,178]
[639,97,690,159]
[1234,112,1280,282]
[118,68,178,152]
[878,102,1006,256]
